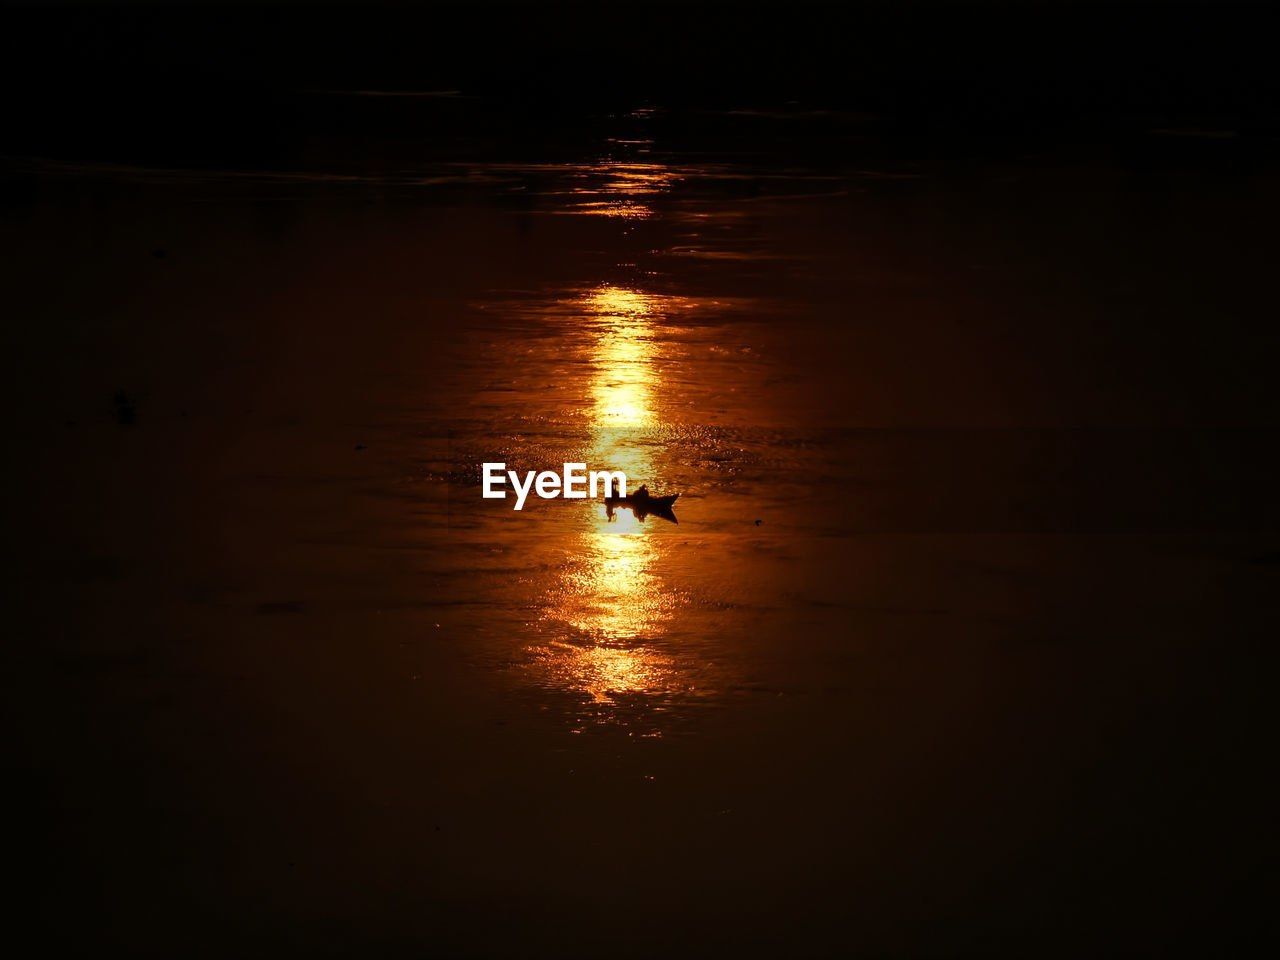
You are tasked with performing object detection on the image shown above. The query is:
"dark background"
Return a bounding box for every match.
[3,2,1277,956]
[5,2,1279,169]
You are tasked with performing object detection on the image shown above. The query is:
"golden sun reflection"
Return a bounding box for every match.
[583,286,654,318]
[531,282,686,715]
[545,532,672,640]
[582,285,660,428]
[529,642,675,705]
[568,161,678,219]
[536,530,681,705]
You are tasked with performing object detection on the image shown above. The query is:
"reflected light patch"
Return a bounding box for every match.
[529,275,685,718]
[600,503,646,535]
[584,285,657,319]
[536,529,683,705]
[529,641,676,705]
[542,532,676,642]
[565,161,678,219]
[582,285,660,427]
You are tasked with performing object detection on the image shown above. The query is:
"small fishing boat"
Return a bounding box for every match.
[604,485,680,523]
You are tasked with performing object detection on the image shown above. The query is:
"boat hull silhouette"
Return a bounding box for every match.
[604,491,679,523]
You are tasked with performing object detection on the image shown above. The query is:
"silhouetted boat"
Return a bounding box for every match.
[604,486,679,524]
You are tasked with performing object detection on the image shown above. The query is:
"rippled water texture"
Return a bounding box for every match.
[436,140,846,732]
[8,93,1277,956]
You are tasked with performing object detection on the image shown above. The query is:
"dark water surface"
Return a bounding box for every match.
[5,92,1278,954]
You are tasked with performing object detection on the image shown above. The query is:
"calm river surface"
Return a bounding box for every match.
[6,95,1277,955]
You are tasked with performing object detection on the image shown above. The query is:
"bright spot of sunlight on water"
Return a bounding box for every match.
[585,284,659,427]
[568,161,677,218]
[530,280,688,715]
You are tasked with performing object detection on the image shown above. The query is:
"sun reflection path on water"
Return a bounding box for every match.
[568,161,677,219]
[530,282,692,721]
[536,530,683,707]
[584,285,661,429]
[543,530,674,643]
